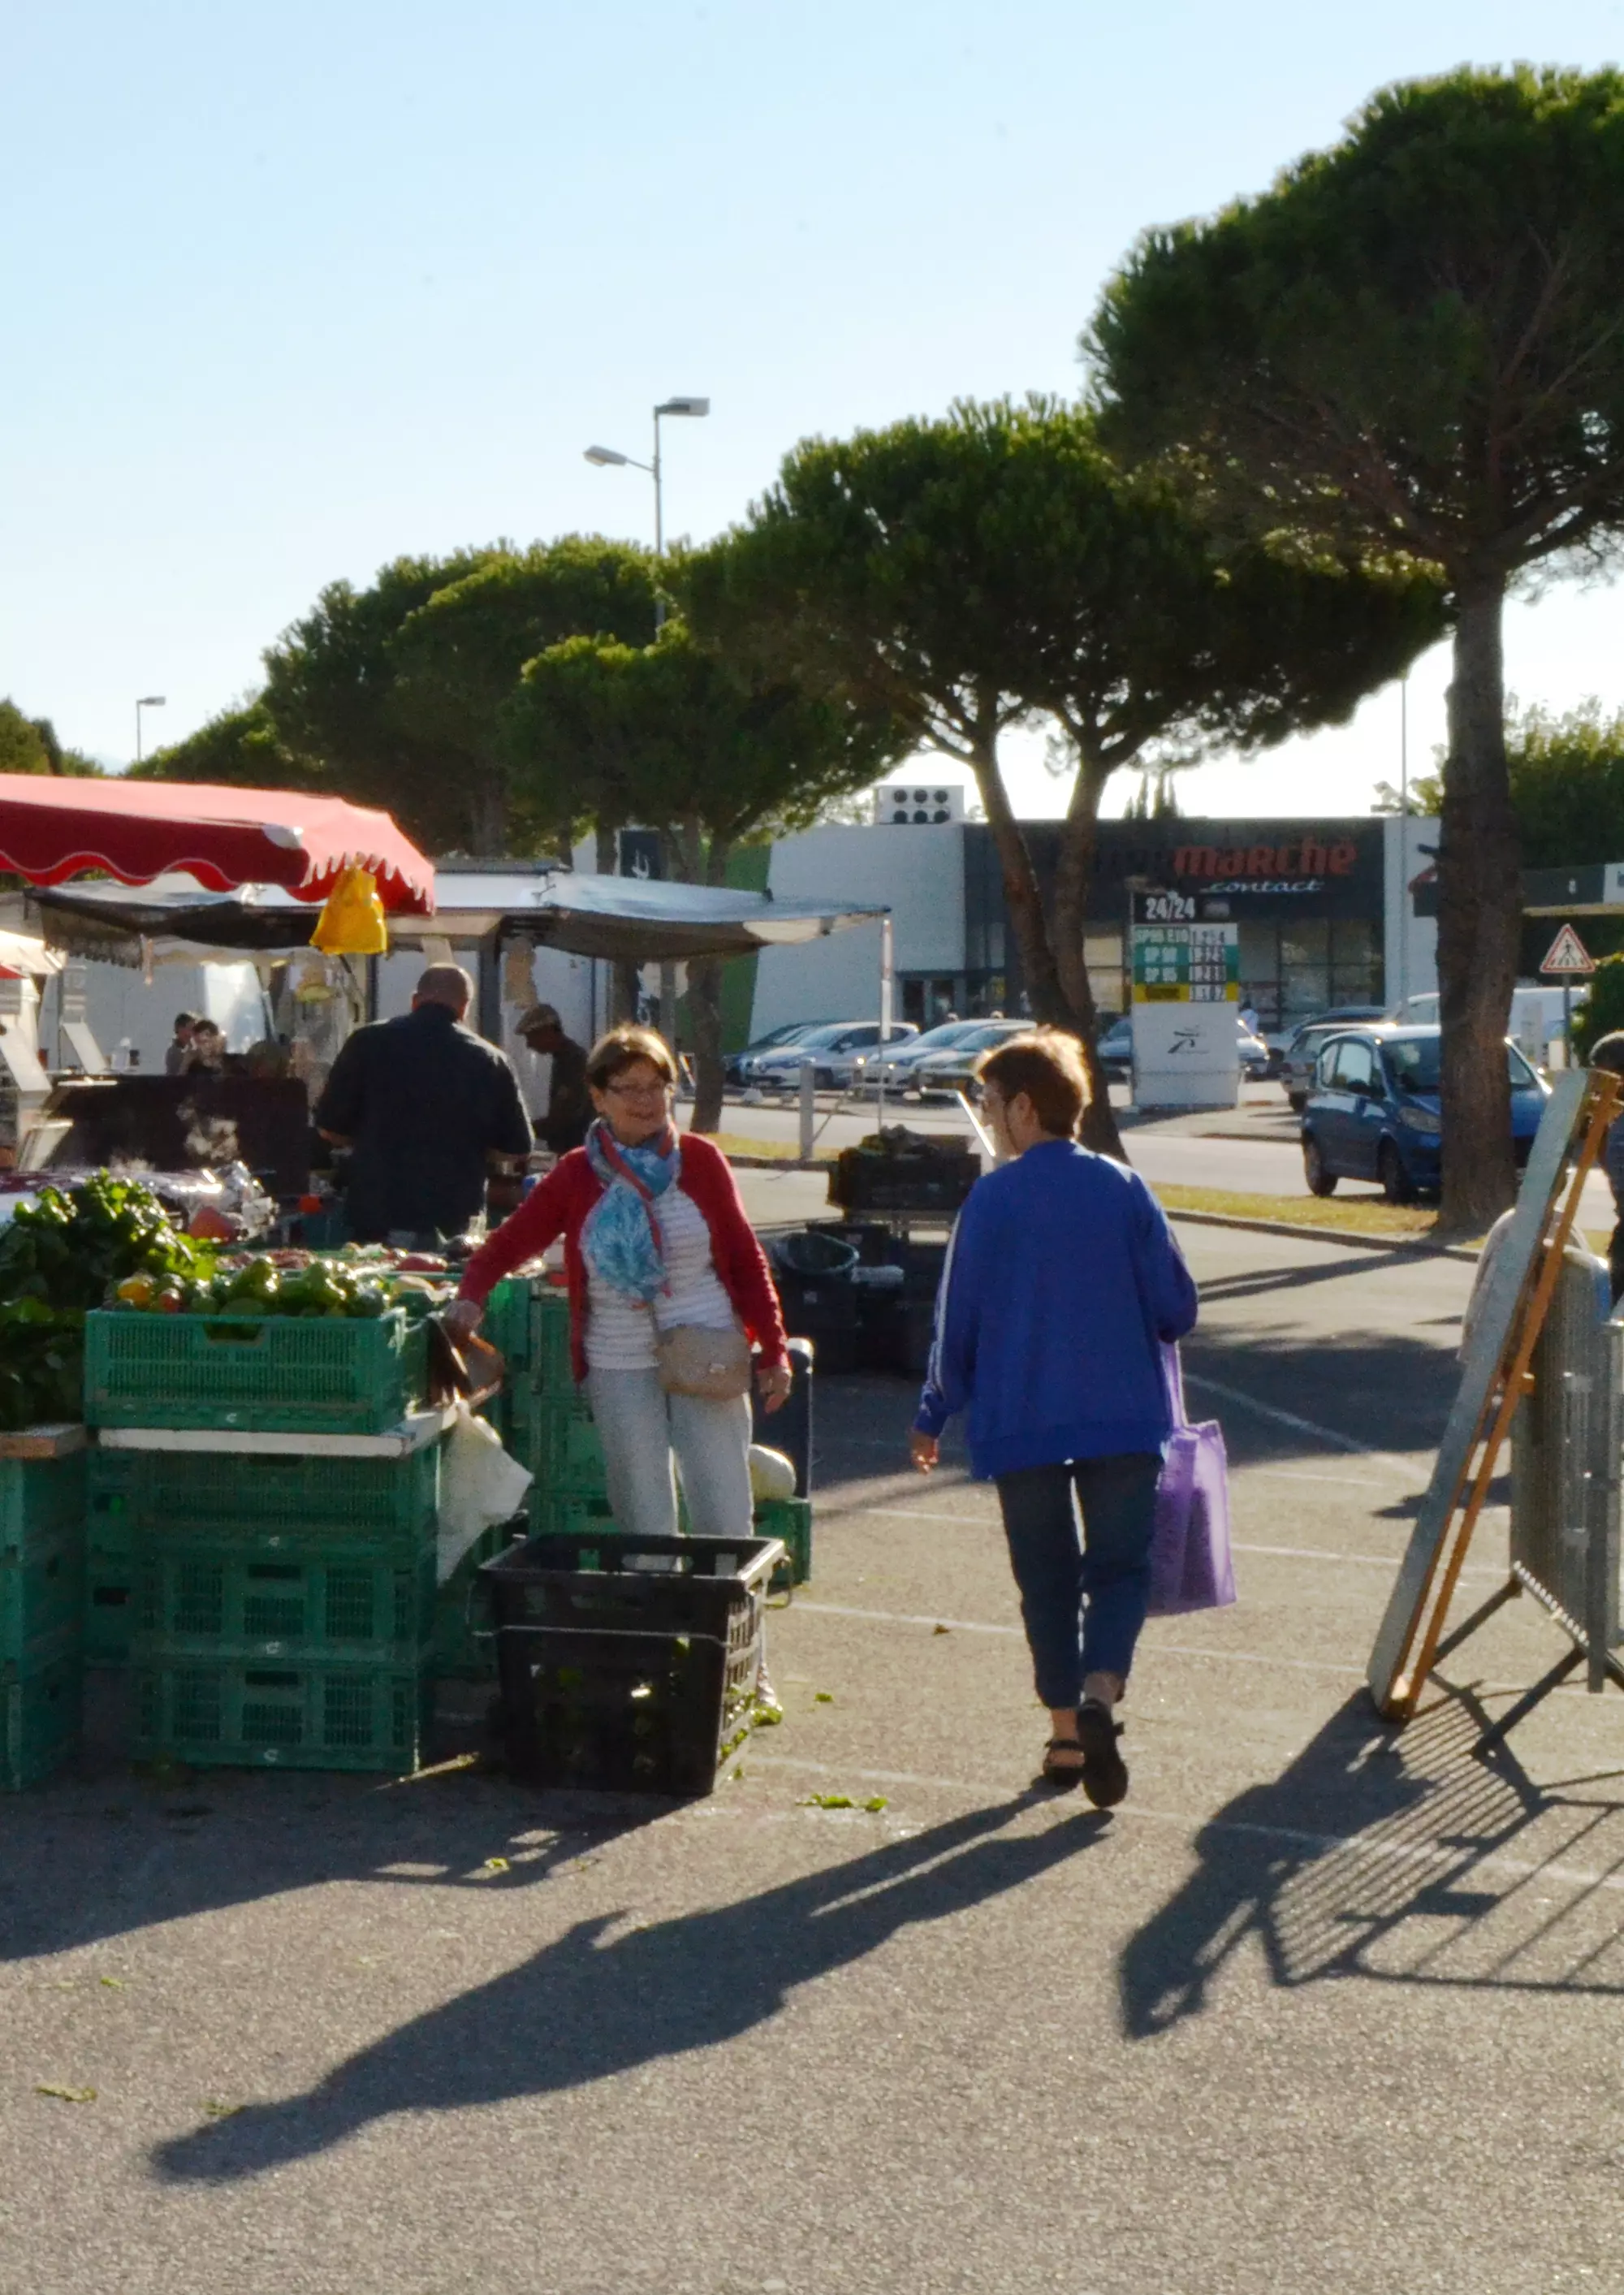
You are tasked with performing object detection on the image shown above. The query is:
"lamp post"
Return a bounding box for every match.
[585,400,710,1051]
[134,695,166,765]
[584,395,710,625]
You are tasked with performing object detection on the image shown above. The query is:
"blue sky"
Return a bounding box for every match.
[6,0,1624,822]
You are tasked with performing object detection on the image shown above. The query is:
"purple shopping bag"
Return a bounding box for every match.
[1147,1344,1236,1618]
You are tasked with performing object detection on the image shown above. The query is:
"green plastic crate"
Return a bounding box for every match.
[508,1387,606,1496]
[2,1636,83,1790]
[0,1446,89,1556]
[526,1487,616,1541]
[86,1440,440,1545]
[528,1287,574,1394]
[431,1519,524,1681]
[85,1549,134,1666]
[0,1531,84,1666]
[133,1655,432,1771]
[754,1496,812,1589]
[133,1531,437,1665]
[84,1308,425,1435]
[0,1448,88,1665]
[485,1277,533,1373]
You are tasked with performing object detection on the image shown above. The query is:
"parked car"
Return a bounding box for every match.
[1279,1007,1392,1110]
[746,1019,918,1091]
[1097,1015,1134,1080]
[907,1018,1031,1096]
[869,1018,998,1090]
[723,1021,829,1088]
[1098,1012,1270,1083]
[1299,1024,1550,1204]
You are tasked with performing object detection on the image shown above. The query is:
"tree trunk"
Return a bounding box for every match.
[686,834,732,1135]
[1436,580,1520,1234]
[471,767,508,856]
[1052,759,1127,1161]
[969,728,1069,1026]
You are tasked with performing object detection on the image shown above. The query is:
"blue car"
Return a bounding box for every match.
[1300,1024,1549,1204]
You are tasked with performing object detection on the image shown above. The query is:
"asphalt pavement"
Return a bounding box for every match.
[6,1225,1624,2293]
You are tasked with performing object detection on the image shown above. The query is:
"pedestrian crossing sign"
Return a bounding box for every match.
[1540,923,1596,977]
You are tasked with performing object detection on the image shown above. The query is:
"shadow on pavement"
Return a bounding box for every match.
[1121,1688,1624,2040]
[150,1794,1106,2185]
[0,1751,664,1965]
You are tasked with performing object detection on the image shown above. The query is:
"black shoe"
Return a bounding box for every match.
[1075,1700,1127,1809]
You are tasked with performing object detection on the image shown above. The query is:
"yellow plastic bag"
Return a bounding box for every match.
[310,866,388,956]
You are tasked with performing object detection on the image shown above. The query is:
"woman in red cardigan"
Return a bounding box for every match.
[446,1025,790,1541]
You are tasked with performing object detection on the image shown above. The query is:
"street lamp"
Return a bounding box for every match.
[584,395,710,619]
[134,695,166,765]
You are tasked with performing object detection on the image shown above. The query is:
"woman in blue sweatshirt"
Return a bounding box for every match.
[912,1030,1198,1803]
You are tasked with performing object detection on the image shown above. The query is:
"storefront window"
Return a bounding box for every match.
[1331,918,1381,1006]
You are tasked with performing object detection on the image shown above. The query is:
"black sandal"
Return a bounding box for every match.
[1041,1736,1086,1789]
[1075,1700,1128,1809]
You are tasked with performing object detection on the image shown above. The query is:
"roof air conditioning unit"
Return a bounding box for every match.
[872,784,965,827]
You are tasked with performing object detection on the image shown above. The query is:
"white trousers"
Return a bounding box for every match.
[585,1366,754,1541]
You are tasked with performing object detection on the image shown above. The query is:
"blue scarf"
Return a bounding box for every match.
[581,1118,681,1303]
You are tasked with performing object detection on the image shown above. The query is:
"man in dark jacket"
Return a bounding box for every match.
[316,966,533,1244]
[516,1001,591,1154]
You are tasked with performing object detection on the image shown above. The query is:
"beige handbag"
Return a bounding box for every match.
[655,1321,754,1399]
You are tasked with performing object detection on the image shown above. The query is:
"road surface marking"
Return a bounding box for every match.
[820,1502,1497,1579]
[790,1599,1364,1675]
[1184,1370,1417,1480]
[749,1754,1624,1899]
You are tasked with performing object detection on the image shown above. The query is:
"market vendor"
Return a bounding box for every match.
[516,1001,590,1155]
[315,964,533,1246]
[165,1012,199,1075]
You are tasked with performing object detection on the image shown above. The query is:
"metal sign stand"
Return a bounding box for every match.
[1367,1067,1622,1727]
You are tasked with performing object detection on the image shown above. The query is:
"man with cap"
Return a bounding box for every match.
[316,966,533,1245]
[516,1001,591,1155]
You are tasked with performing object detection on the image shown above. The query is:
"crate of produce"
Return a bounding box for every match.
[754,1496,812,1589]
[0,1432,89,1666]
[482,1528,783,1796]
[132,1531,437,1665]
[133,1655,432,1771]
[89,1436,441,1546]
[84,1307,426,1435]
[2,1634,83,1791]
[829,1136,980,1216]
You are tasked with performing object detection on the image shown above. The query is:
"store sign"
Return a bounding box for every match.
[1168,836,1359,895]
[1131,921,1240,1004]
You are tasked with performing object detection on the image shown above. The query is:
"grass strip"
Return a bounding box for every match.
[1153,1182,1453,1243]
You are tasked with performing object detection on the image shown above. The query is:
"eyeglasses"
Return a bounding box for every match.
[603,1078,673,1101]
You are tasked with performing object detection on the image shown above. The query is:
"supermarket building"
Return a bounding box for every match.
[737,795,1438,1041]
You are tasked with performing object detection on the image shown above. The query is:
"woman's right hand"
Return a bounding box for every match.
[909,1430,939,1474]
[443,1298,483,1344]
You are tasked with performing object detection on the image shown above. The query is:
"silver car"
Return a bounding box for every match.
[748,1020,918,1091]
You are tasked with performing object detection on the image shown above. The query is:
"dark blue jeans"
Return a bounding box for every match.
[994,1452,1163,1709]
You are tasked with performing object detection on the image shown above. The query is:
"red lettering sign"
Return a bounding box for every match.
[1328,842,1355,875]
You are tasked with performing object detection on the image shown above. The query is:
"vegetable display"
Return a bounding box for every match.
[0,1173,456,1426]
[0,1175,214,1429]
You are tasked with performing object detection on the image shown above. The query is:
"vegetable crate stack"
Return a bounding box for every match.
[85,1255,443,1774]
[0,1427,89,1791]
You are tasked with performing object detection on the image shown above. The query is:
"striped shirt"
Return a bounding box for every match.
[584,1185,737,1370]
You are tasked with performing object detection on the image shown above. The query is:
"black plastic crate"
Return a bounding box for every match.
[481,1529,782,1797]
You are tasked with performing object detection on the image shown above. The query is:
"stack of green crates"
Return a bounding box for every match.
[110,1439,443,1771]
[82,1303,440,1772]
[0,1429,89,1790]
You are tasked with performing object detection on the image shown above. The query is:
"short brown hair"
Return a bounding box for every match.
[977,1029,1090,1137]
[585,1024,679,1092]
